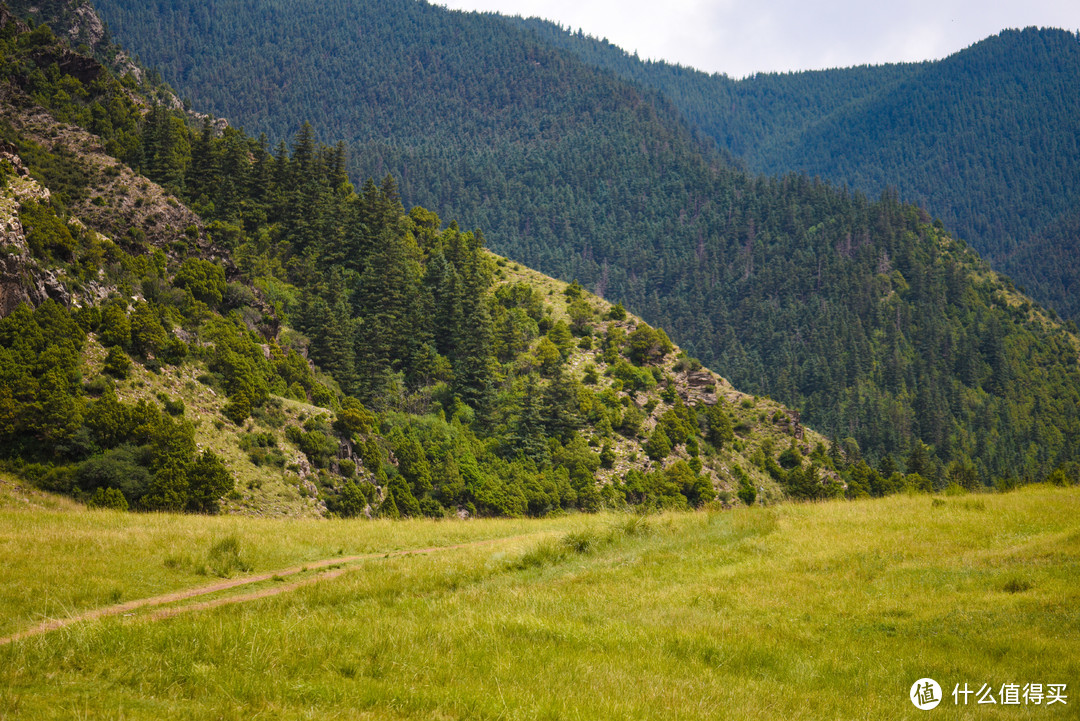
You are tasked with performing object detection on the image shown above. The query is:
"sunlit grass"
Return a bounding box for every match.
[0,475,602,638]
[1,484,1078,719]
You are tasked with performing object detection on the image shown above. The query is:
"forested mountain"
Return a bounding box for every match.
[38,0,1080,485]
[1,4,849,517]
[518,20,1080,322]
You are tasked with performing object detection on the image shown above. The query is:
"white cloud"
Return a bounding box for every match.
[434,0,1080,77]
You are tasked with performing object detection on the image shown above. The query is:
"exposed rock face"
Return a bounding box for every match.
[66,2,105,48]
[110,50,143,83]
[0,6,28,35]
[49,46,103,84]
[0,144,52,316]
[675,369,720,406]
[0,255,44,316]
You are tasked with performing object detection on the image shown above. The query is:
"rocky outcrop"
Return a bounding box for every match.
[66,2,105,48]
[675,369,720,406]
[0,144,52,316]
[0,6,28,35]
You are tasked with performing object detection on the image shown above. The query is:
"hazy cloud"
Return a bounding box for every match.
[434,0,1080,77]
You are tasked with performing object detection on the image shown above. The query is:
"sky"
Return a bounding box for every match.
[435,0,1080,78]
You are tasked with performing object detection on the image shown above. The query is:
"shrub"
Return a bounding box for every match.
[174,258,226,307]
[567,297,593,336]
[129,302,168,358]
[161,337,188,365]
[77,446,150,501]
[285,425,339,468]
[600,441,616,469]
[333,479,369,517]
[87,486,129,511]
[19,201,76,259]
[187,450,235,513]
[644,427,672,461]
[222,393,253,424]
[626,324,673,366]
[222,281,257,310]
[335,397,376,438]
[98,301,131,348]
[582,364,599,385]
[737,482,756,506]
[158,394,185,416]
[140,461,189,512]
[84,375,112,396]
[611,361,656,394]
[778,444,803,470]
[619,404,645,438]
[660,383,678,404]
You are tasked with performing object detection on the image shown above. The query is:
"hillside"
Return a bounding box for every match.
[1,482,1078,717]
[62,0,1080,485]
[0,5,842,518]
[520,20,1080,324]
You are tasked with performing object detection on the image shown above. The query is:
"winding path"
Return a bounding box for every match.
[0,532,537,645]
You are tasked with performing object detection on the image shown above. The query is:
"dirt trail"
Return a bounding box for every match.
[0,532,537,645]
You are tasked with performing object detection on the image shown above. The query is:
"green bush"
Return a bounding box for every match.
[87,486,129,511]
[222,393,253,424]
[77,446,150,501]
[158,395,185,416]
[19,201,76,259]
[644,427,672,461]
[737,482,756,506]
[778,444,803,470]
[333,479,369,517]
[98,302,131,348]
[599,441,616,469]
[285,425,339,468]
[129,302,168,358]
[187,450,235,513]
[174,258,226,307]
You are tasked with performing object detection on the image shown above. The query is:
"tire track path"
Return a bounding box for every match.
[0,532,538,645]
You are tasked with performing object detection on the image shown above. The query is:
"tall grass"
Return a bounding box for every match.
[0,474,608,638]
[1,484,1078,719]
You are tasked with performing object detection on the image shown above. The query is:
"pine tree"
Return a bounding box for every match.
[186,116,219,204]
[541,368,581,443]
[509,374,549,464]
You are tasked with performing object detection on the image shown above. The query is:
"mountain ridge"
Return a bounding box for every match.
[0,5,849,517]
[516,19,1080,322]
[7,0,1080,488]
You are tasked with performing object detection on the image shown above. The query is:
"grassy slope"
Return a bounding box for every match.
[1,481,1077,719]
[81,335,333,518]
[494,252,819,501]
[63,250,813,520]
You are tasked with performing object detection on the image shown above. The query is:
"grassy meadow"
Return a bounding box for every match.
[1,481,1078,719]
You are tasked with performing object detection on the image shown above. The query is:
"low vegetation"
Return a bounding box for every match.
[0,481,1076,718]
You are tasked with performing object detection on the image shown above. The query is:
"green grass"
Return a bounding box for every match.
[1,484,1078,719]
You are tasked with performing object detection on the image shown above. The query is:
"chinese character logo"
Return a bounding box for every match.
[911,678,943,710]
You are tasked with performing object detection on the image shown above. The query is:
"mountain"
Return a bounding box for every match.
[518,20,1080,323]
[21,0,1080,485]
[0,4,853,517]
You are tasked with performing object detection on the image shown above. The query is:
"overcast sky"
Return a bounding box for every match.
[435,0,1080,78]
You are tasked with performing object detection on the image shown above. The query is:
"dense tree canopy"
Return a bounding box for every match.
[39,0,1080,482]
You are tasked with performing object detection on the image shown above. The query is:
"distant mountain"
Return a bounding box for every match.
[520,20,1080,323]
[46,0,1080,482]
